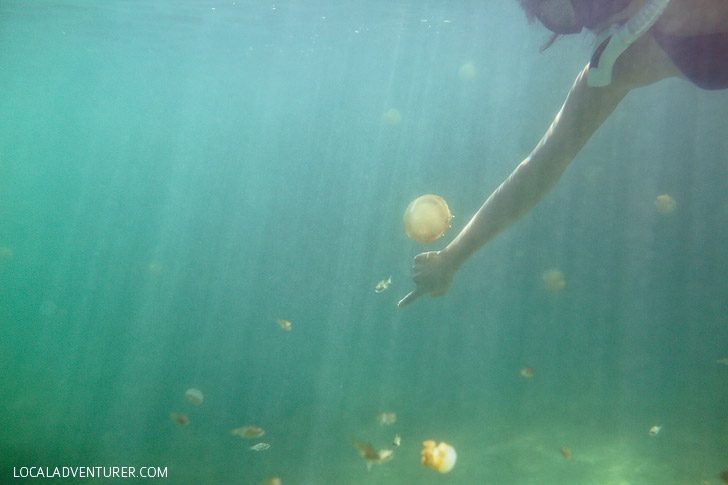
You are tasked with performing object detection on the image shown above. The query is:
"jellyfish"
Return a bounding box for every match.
[542,269,565,292]
[520,366,534,378]
[654,194,676,215]
[353,440,393,470]
[231,426,265,438]
[376,411,396,425]
[170,412,189,427]
[403,195,452,244]
[458,62,476,81]
[0,246,13,259]
[382,108,402,126]
[720,470,728,484]
[560,446,572,460]
[276,318,292,331]
[184,388,204,406]
[421,440,457,473]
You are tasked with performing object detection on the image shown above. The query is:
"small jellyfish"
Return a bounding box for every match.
[458,62,476,81]
[560,446,572,460]
[520,366,534,378]
[376,411,397,425]
[542,269,565,292]
[654,194,676,215]
[421,440,457,473]
[276,318,292,331]
[184,388,204,406]
[170,412,189,427]
[249,442,271,451]
[649,425,662,436]
[720,470,728,484]
[353,440,394,470]
[231,426,265,438]
[382,108,402,126]
[403,195,452,244]
[261,477,282,485]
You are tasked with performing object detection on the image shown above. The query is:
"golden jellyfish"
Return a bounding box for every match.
[382,108,402,126]
[403,195,452,244]
[276,318,292,331]
[421,440,457,473]
[458,62,476,81]
[261,478,282,485]
[376,411,397,426]
[560,446,573,460]
[542,269,565,292]
[231,426,265,439]
[654,194,676,215]
[184,388,204,406]
[170,412,189,427]
[520,366,534,378]
[353,440,394,470]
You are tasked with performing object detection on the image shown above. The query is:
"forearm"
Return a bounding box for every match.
[443,66,629,269]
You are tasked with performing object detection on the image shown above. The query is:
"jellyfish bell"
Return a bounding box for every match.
[231,426,265,439]
[377,411,396,426]
[184,388,204,406]
[170,412,189,427]
[276,318,292,331]
[560,446,573,460]
[382,108,402,126]
[542,269,565,292]
[654,194,676,215]
[458,62,476,81]
[403,195,452,244]
[421,440,457,473]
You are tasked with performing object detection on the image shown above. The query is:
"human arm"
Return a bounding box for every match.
[398,36,679,308]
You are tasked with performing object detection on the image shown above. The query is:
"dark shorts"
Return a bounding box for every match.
[651,30,728,90]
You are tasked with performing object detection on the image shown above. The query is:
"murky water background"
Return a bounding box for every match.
[1,1,727,483]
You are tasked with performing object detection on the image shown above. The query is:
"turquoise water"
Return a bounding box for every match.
[1,1,727,483]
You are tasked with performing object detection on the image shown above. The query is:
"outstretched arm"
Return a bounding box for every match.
[443,64,631,269]
[398,35,680,308]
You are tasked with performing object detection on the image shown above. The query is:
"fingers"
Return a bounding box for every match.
[413,251,435,265]
[397,287,425,308]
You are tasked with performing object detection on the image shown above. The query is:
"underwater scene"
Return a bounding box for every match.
[1,1,727,483]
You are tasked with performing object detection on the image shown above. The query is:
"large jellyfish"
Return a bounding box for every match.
[403,195,452,243]
[421,440,457,473]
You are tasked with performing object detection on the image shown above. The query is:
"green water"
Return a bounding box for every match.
[1,1,727,483]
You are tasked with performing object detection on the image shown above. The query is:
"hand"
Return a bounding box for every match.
[398,250,456,308]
